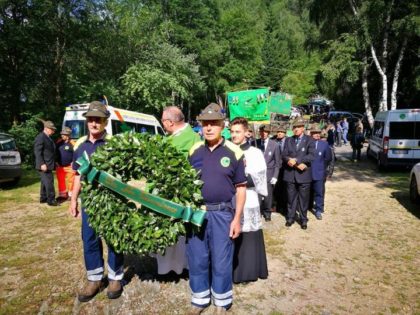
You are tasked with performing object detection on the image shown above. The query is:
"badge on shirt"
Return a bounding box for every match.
[319,152,322,156]
[302,148,305,152]
[64,145,70,150]
[220,157,230,167]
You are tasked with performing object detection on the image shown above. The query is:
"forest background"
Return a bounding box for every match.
[1,0,419,132]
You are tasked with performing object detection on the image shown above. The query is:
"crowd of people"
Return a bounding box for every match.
[33,101,356,314]
[324,117,365,162]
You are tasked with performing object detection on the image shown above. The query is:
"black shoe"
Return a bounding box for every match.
[301,224,307,230]
[47,201,59,206]
[285,221,293,227]
[265,217,271,222]
[56,196,68,203]
[40,199,47,204]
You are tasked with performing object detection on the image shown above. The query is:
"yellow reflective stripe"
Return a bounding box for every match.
[224,140,244,161]
[189,141,204,156]
[73,134,112,151]
[73,136,87,151]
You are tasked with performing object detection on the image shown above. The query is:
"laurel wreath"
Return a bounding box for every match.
[80,132,203,255]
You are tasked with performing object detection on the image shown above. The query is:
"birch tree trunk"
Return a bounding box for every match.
[379,1,393,111]
[349,0,389,112]
[390,38,407,110]
[362,55,374,128]
[370,44,388,112]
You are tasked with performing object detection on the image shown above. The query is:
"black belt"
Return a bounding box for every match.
[205,202,233,211]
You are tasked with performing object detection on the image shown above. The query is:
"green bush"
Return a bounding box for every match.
[8,113,45,167]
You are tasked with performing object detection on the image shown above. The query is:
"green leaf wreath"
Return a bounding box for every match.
[80,132,203,255]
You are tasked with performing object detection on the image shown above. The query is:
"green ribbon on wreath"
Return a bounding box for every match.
[76,151,206,227]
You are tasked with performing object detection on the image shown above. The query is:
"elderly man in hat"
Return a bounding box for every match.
[310,124,332,220]
[282,118,315,229]
[256,124,281,221]
[273,125,288,214]
[69,101,124,302]
[34,120,58,206]
[187,103,246,314]
[55,127,76,202]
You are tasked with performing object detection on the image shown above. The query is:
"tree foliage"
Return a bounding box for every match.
[121,42,204,112]
[0,0,418,131]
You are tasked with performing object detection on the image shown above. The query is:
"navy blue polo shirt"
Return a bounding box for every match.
[189,139,246,204]
[72,134,108,172]
[56,140,74,166]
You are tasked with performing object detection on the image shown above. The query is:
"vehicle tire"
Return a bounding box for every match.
[377,156,386,171]
[10,177,20,186]
[409,176,420,204]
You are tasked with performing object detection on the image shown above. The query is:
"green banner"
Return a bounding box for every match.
[76,152,206,227]
[227,88,270,121]
[269,92,292,115]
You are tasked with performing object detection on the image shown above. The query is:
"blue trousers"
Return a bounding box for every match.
[186,209,234,309]
[312,180,325,214]
[343,129,348,144]
[82,208,124,281]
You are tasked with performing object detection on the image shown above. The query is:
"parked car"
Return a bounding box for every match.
[327,110,354,122]
[0,133,22,185]
[367,109,420,169]
[410,162,420,204]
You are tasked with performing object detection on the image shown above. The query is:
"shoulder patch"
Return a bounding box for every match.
[189,141,205,156]
[224,140,244,161]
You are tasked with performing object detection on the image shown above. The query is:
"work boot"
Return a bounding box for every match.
[107,280,123,299]
[77,280,103,302]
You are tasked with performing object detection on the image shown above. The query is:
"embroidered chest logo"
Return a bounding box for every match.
[220,157,230,167]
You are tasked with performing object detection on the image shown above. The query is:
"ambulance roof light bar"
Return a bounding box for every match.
[66,103,90,110]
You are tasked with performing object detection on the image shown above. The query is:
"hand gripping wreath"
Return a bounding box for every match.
[79,132,204,255]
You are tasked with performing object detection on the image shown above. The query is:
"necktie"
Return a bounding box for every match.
[260,139,265,152]
[295,137,301,148]
[315,140,318,150]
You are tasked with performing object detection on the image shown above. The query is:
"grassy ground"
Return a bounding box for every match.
[0,152,419,314]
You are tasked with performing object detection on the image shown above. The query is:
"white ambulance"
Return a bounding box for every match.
[367,109,420,169]
[62,103,165,139]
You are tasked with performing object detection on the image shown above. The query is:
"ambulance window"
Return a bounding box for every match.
[157,127,165,135]
[135,124,155,134]
[415,122,420,139]
[65,120,86,139]
[373,121,384,138]
[389,122,415,139]
[111,120,135,134]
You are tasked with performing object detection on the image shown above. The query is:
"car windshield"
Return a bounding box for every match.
[0,135,17,151]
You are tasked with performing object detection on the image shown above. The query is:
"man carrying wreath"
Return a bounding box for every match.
[69,101,124,302]
[187,103,246,314]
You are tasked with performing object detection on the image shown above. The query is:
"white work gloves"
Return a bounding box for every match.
[270,178,277,185]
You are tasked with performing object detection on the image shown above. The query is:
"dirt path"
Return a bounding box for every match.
[0,145,419,314]
[230,145,419,315]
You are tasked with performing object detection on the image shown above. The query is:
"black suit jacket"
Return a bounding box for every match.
[34,132,56,170]
[282,134,315,183]
[256,138,281,181]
